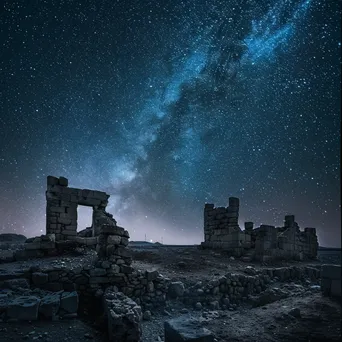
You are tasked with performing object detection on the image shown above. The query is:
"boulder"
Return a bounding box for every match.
[104,291,142,342]
[164,317,214,342]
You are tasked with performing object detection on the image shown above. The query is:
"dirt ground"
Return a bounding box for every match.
[130,246,323,283]
[0,246,341,342]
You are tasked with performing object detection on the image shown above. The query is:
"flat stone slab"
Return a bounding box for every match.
[164,317,214,342]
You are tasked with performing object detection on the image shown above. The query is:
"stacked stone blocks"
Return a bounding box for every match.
[46,176,111,241]
[203,197,251,252]
[202,197,318,261]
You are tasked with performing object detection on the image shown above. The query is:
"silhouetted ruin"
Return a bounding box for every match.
[202,197,319,261]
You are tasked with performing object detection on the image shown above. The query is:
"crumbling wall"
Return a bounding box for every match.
[202,197,251,254]
[202,198,318,261]
[46,176,114,241]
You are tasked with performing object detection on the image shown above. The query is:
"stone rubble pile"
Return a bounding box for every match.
[104,288,142,342]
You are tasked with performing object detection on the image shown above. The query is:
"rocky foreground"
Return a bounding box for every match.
[0,244,340,342]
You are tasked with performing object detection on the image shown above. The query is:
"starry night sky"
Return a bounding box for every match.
[0,0,341,246]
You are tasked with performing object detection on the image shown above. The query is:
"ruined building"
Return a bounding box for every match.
[201,197,318,261]
[46,176,117,242]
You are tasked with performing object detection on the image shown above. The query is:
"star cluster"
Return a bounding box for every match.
[0,0,340,246]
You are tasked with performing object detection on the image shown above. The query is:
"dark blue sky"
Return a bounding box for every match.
[0,0,340,246]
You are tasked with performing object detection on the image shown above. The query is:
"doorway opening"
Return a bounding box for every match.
[77,205,93,233]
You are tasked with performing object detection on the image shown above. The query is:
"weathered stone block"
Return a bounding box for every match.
[58,176,68,186]
[92,191,109,201]
[107,235,121,245]
[49,206,66,213]
[47,176,59,186]
[90,268,107,277]
[32,272,48,286]
[164,317,214,342]
[89,277,111,284]
[61,230,77,236]
[39,294,60,318]
[7,296,41,321]
[60,291,78,314]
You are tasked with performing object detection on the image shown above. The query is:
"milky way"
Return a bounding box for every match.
[0,0,340,246]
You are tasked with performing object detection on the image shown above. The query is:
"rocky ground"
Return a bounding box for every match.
[0,245,341,342]
[140,286,341,342]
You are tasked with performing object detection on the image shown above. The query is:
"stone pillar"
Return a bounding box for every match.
[304,227,319,259]
[228,197,239,211]
[46,176,77,241]
[204,203,214,242]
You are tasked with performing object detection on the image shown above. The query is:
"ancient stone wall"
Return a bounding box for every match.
[46,176,114,241]
[202,199,318,260]
[203,197,251,254]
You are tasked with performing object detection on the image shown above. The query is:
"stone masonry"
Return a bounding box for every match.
[203,197,251,256]
[46,176,115,241]
[202,197,319,261]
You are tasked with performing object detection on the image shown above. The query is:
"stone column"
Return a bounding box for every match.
[204,203,214,242]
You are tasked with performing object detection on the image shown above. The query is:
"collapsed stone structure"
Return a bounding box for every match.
[46,176,116,241]
[202,197,319,261]
[1,177,339,341]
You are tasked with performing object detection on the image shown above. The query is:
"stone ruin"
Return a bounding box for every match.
[0,177,340,341]
[201,197,319,261]
[46,175,116,243]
